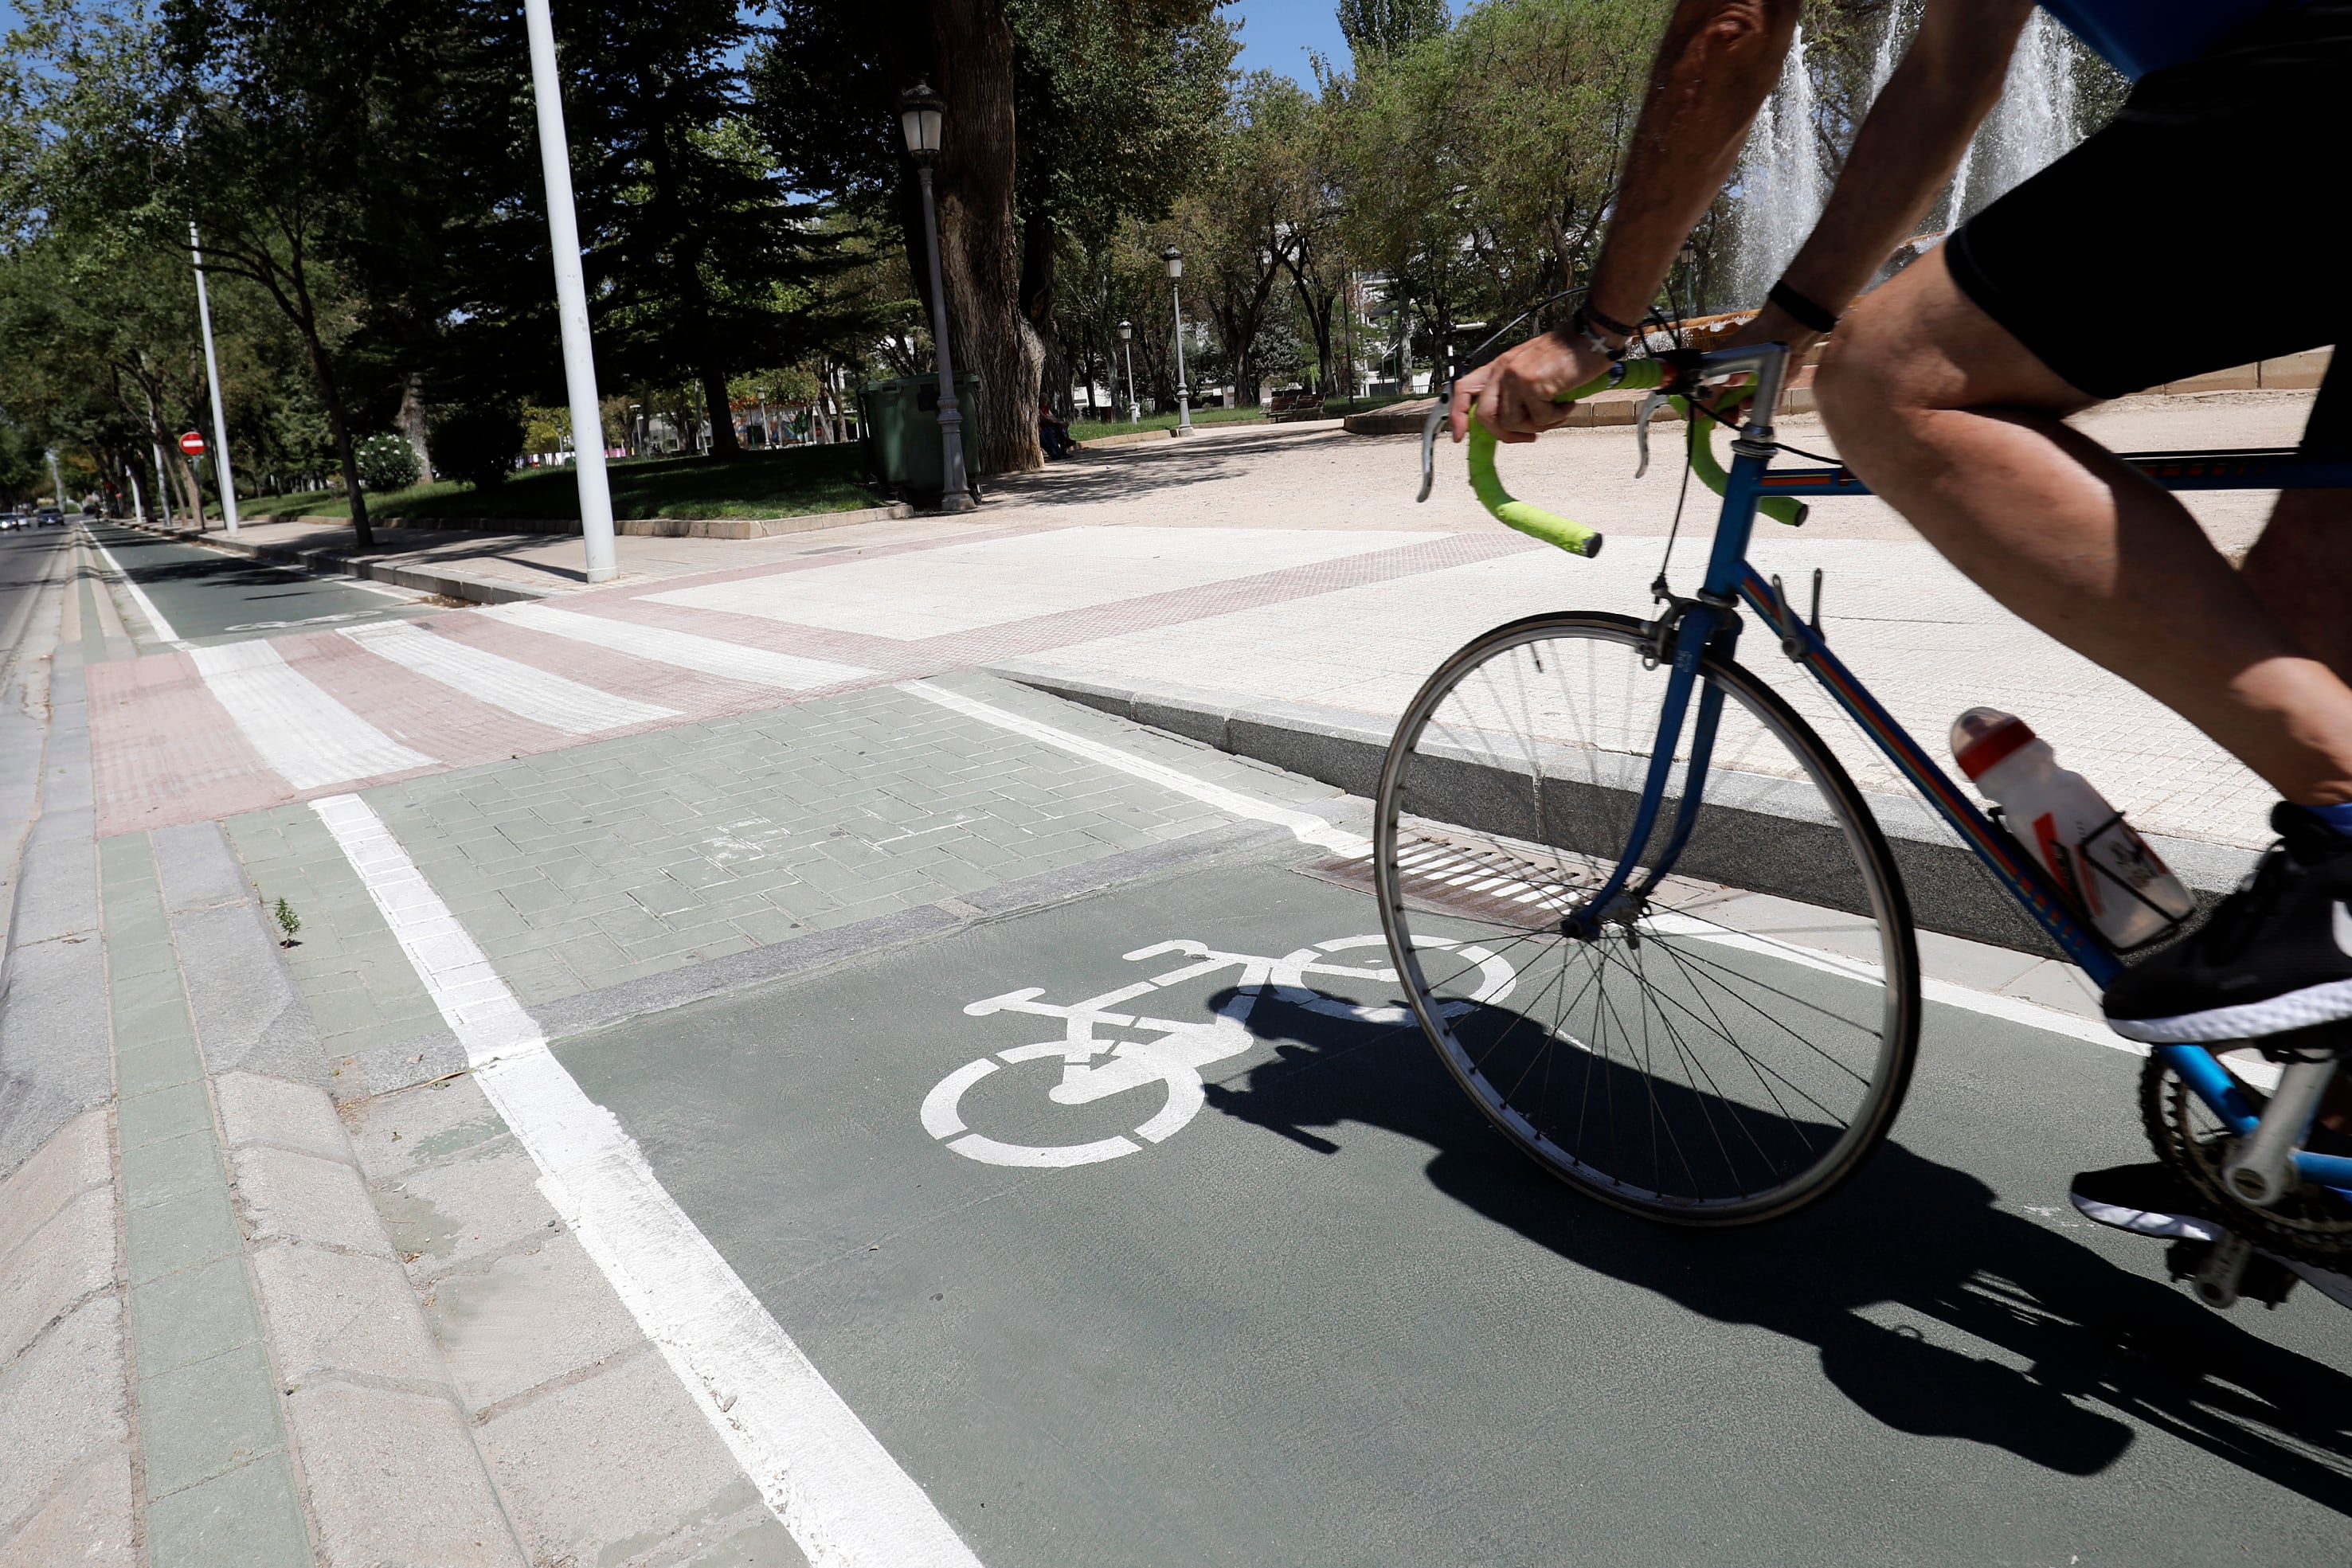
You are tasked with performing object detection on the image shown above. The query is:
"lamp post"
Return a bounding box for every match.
[900,82,974,513]
[522,0,619,581]
[1117,319,1141,424]
[1161,246,1192,435]
[189,226,240,534]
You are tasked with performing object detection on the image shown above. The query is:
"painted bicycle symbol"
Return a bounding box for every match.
[920,934,1516,1167]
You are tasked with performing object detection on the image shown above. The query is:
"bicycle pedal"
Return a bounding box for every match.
[2165,1236,2299,1310]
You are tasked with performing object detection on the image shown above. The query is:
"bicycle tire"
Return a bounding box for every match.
[1374,610,1922,1225]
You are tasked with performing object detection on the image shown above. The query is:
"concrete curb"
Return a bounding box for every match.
[991,665,2259,960]
[260,502,914,538]
[120,522,562,607]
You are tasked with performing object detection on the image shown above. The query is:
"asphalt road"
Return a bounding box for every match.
[0,522,73,664]
[82,518,432,645]
[554,841,2351,1567]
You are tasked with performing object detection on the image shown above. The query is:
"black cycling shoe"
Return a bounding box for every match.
[2069,1160,2224,1241]
[2102,803,2352,1043]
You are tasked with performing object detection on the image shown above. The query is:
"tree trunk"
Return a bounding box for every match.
[929,0,1039,475]
[397,373,433,481]
[701,363,742,458]
[295,322,371,549]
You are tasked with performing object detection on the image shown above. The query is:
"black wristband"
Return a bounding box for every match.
[1579,299,1638,339]
[1767,280,1840,335]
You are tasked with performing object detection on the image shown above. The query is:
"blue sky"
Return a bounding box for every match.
[1226,0,1352,84]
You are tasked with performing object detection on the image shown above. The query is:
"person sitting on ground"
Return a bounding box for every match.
[1451,0,2352,1228]
[1039,395,1076,459]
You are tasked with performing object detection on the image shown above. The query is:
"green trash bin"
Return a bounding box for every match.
[859,373,985,502]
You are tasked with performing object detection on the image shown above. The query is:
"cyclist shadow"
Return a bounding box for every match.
[1201,987,2352,1511]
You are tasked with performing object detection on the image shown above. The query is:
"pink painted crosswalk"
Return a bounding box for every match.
[87,526,1536,835]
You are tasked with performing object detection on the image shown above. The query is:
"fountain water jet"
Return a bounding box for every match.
[1732,25,1824,307]
[1946,10,2079,227]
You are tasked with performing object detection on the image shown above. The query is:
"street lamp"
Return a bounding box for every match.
[900,82,973,511]
[1117,319,1141,425]
[1161,246,1192,435]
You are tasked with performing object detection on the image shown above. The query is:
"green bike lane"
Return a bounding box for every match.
[203,669,2351,1566]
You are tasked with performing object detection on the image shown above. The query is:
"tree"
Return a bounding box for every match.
[1336,0,1450,65]
[749,0,1228,475]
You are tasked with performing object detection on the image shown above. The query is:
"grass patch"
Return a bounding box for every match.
[213,445,879,524]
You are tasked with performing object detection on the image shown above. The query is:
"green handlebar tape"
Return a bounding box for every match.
[1465,420,1603,557]
[1459,360,1664,557]
[1674,397,1806,526]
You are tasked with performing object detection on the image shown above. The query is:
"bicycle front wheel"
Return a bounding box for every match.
[1375,611,1920,1225]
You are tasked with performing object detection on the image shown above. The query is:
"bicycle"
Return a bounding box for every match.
[1376,338,2352,1310]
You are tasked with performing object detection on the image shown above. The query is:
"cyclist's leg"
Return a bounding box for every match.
[2241,365,2352,685]
[1818,247,2352,807]
[1817,0,2352,807]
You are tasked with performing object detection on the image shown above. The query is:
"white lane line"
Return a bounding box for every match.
[341,620,677,735]
[907,680,1370,856]
[479,601,877,690]
[307,793,983,1568]
[916,684,2135,1054]
[81,526,190,648]
[190,641,433,789]
[1645,912,2139,1054]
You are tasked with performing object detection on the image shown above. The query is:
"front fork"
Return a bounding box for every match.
[1560,597,1739,939]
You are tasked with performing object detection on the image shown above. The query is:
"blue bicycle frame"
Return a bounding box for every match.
[1603,342,2352,1195]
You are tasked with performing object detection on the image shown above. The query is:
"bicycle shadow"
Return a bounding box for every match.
[1199,987,2352,1511]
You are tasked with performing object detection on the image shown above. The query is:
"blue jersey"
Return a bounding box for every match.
[2038,0,2295,78]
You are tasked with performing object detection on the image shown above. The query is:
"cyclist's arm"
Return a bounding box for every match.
[1737,0,2031,354]
[1454,0,1801,443]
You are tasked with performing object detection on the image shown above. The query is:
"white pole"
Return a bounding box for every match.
[151,442,175,527]
[45,448,65,510]
[189,225,241,534]
[129,470,143,522]
[522,0,618,583]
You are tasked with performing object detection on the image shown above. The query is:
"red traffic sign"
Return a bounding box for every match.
[178,431,206,457]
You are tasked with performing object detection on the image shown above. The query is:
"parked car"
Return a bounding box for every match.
[37,507,66,527]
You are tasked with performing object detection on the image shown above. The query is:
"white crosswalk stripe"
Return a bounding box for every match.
[479,601,877,690]
[341,620,676,735]
[190,640,433,789]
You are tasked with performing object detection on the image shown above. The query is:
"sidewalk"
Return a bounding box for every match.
[94,390,2312,858]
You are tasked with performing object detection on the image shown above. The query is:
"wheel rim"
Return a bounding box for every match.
[1376,615,1916,1222]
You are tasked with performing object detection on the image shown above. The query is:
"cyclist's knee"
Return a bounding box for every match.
[1814,310,1912,438]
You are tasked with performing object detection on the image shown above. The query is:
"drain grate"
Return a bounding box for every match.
[1302,835,1593,930]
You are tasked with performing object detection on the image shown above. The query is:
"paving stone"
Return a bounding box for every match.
[0,1109,110,1261]
[0,1296,130,1534]
[428,1230,644,1414]
[117,1128,225,1209]
[475,1346,768,1568]
[112,1034,204,1097]
[213,1071,351,1164]
[377,1137,556,1282]
[283,1379,526,1566]
[249,1243,446,1389]
[128,1253,262,1380]
[124,1183,241,1287]
[0,1187,115,1367]
[233,1144,395,1257]
[137,1338,286,1498]
[140,1448,310,1568]
[0,1443,135,1568]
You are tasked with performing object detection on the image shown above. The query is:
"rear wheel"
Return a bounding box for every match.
[1374,611,1921,1225]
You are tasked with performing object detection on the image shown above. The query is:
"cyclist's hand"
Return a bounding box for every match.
[1449,330,1612,445]
[1706,303,1824,420]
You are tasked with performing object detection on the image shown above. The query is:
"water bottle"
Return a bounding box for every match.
[1950,707,2194,949]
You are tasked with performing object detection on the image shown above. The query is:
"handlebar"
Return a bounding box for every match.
[1423,342,1806,557]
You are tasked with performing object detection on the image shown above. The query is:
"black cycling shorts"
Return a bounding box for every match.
[1944,0,2352,454]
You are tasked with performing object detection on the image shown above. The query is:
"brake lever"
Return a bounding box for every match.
[1634,390,1669,479]
[1417,382,1452,502]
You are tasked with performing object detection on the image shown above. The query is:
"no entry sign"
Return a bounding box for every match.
[178,431,205,457]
